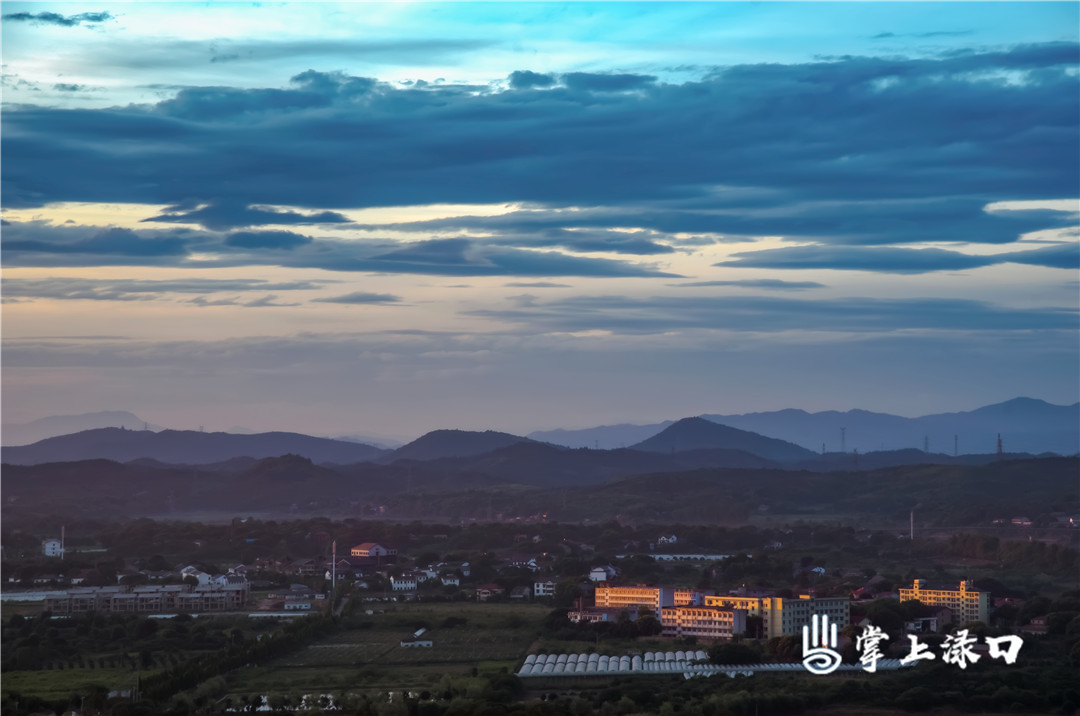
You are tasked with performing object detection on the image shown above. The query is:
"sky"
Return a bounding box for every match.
[2,2,1078,441]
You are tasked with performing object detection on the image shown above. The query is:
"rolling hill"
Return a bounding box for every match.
[386,429,540,462]
[630,417,817,462]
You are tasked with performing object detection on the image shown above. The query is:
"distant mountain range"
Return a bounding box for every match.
[1,411,165,447]
[0,428,389,466]
[3,398,1074,476]
[529,398,1079,456]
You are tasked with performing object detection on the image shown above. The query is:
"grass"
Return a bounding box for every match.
[225,600,549,697]
[0,668,146,701]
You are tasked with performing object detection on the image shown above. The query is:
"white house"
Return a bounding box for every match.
[391,575,417,591]
[181,566,212,586]
[42,538,63,558]
[441,575,460,587]
[658,535,678,545]
[589,566,618,582]
[534,580,556,598]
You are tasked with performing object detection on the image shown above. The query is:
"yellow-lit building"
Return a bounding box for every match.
[899,579,989,625]
[703,594,850,638]
[660,606,746,640]
[593,584,673,615]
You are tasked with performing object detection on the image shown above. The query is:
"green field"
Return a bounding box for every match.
[225,601,550,697]
[0,668,144,701]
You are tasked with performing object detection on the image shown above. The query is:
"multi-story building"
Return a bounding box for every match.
[534,580,556,598]
[390,575,418,591]
[660,606,746,640]
[899,579,989,625]
[703,594,850,638]
[593,584,674,616]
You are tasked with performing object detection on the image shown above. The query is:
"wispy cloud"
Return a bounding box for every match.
[2,277,335,302]
[312,292,401,305]
[670,279,826,290]
[466,294,1078,335]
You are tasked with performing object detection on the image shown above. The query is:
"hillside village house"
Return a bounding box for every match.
[42,538,63,557]
[589,565,618,582]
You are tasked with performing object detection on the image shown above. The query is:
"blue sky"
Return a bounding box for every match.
[2,2,1077,440]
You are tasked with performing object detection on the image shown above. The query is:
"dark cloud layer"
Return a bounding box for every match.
[1,221,674,277]
[4,46,1075,235]
[2,46,1077,281]
[224,230,313,250]
[147,203,351,231]
[509,70,556,89]
[2,11,113,27]
[4,228,186,257]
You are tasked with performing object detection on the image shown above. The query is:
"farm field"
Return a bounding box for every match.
[0,667,145,702]
[225,601,551,698]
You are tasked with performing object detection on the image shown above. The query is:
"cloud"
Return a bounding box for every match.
[997,242,1080,269]
[672,279,826,290]
[476,228,676,255]
[242,294,299,308]
[2,277,334,302]
[2,11,113,27]
[504,282,571,288]
[716,243,1079,274]
[312,292,401,305]
[509,71,557,89]
[4,227,187,257]
[3,44,1076,265]
[466,294,1078,335]
[146,203,350,231]
[188,294,301,308]
[353,197,1074,250]
[224,230,312,250]
[872,30,973,40]
[1,221,675,277]
[562,72,656,92]
[188,296,240,307]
